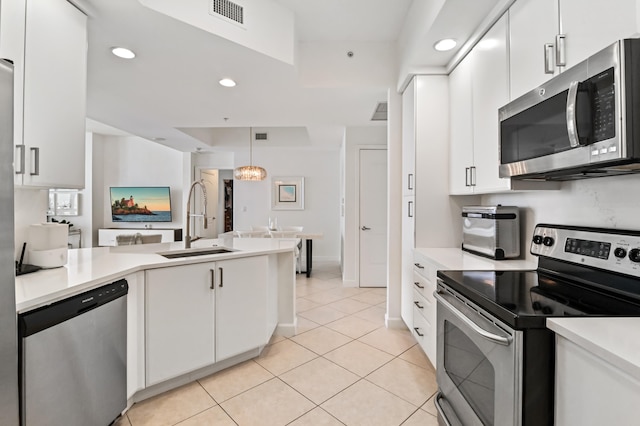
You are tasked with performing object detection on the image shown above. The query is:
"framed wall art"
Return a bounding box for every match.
[271,176,304,210]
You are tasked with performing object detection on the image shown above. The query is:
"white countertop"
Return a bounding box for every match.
[414,247,538,271]
[15,238,296,313]
[547,317,640,382]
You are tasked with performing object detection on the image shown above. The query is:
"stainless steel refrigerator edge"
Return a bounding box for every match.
[0,59,20,424]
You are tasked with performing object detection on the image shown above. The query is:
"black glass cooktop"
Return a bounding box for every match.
[437,267,640,329]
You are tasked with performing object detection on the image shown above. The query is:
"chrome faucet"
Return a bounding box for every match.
[185,179,208,248]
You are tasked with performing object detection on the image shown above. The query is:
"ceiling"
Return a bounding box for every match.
[78,0,505,152]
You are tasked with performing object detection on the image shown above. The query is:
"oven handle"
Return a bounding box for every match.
[434,392,452,426]
[434,290,512,346]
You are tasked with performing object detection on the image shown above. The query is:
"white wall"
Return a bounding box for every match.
[232,146,341,262]
[342,126,388,286]
[94,135,185,233]
[482,173,640,261]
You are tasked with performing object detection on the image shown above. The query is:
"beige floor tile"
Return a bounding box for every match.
[422,393,438,417]
[176,406,236,426]
[324,340,393,377]
[358,327,417,356]
[321,379,416,426]
[352,305,387,326]
[113,414,131,426]
[402,408,439,426]
[303,289,347,305]
[127,382,215,426]
[255,339,318,375]
[350,291,387,305]
[296,297,322,313]
[368,288,388,296]
[198,359,274,402]
[291,326,352,355]
[325,315,381,339]
[298,305,350,325]
[366,358,437,407]
[398,344,435,371]
[296,316,321,334]
[220,378,315,426]
[268,333,287,345]
[326,297,370,314]
[280,357,359,404]
[288,407,344,426]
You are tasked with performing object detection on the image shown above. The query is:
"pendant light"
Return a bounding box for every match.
[234,127,267,181]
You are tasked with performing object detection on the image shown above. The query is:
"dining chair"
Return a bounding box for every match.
[269,231,303,273]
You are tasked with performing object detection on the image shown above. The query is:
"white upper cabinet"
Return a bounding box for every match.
[450,14,512,194]
[17,0,87,188]
[509,0,559,100]
[402,78,416,197]
[449,53,475,195]
[509,0,639,100]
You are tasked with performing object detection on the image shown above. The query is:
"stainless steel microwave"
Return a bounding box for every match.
[499,39,640,180]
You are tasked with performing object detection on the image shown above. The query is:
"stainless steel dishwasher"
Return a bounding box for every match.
[18,279,128,426]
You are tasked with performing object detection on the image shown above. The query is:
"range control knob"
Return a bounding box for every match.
[629,248,640,263]
[532,235,543,245]
[542,236,555,247]
[614,248,628,259]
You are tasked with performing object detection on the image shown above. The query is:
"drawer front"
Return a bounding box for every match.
[412,272,436,301]
[412,289,437,366]
[412,288,433,321]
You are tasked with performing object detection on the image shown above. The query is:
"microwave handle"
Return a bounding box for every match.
[566,81,581,148]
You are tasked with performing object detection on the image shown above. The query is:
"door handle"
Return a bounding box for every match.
[544,43,555,74]
[555,34,566,67]
[30,147,40,176]
[413,301,424,309]
[15,144,25,175]
[408,201,414,218]
[219,267,224,287]
[210,269,215,290]
[361,226,371,231]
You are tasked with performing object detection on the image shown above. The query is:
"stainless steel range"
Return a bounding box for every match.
[435,224,640,426]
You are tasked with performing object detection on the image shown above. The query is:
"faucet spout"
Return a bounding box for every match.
[185,179,208,249]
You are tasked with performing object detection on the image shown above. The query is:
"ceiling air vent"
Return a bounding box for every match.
[209,0,244,25]
[371,102,387,121]
[255,132,268,141]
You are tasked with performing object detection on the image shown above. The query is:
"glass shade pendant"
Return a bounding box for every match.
[234,127,267,181]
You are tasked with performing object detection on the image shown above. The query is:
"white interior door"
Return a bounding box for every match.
[359,149,387,287]
[196,169,218,238]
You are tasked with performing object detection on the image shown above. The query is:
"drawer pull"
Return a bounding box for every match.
[414,281,424,289]
[414,301,424,309]
[414,327,424,337]
[414,263,424,269]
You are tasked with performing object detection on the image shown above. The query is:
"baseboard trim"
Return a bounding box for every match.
[386,315,408,330]
[342,279,357,288]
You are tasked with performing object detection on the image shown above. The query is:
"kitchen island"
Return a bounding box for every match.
[15,237,298,405]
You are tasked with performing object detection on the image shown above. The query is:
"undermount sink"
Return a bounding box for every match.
[159,247,234,259]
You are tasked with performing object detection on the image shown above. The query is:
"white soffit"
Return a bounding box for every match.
[138,0,295,65]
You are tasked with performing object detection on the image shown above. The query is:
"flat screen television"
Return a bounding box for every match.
[110,186,172,223]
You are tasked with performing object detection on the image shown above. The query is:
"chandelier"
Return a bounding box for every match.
[234,127,267,181]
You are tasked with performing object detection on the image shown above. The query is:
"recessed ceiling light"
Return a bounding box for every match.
[219,78,236,87]
[434,39,457,52]
[111,47,136,59]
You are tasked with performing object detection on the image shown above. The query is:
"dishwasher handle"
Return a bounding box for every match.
[19,279,129,338]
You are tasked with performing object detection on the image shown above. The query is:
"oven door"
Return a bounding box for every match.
[434,284,522,426]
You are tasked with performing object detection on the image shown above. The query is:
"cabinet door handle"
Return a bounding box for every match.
[30,147,39,176]
[555,34,566,67]
[414,263,424,269]
[544,43,555,74]
[414,301,424,309]
[465,167,470,186]
[414,281,424,289]
[210,269,215,290]
[413,327,424,337]
[15,144,25,175]
[219,267,224,287]
[408,201,414,218]
[470,166,476,186]
[407,173,414,190]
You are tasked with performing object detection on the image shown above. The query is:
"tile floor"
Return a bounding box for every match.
[116,262,438,426]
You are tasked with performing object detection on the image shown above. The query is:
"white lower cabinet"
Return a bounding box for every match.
[145,255,268,386]
[410,253,437,366]
[126,271,146,399]
[555,336,640,425]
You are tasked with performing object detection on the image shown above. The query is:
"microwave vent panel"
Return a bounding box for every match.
[209,0,244,25]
